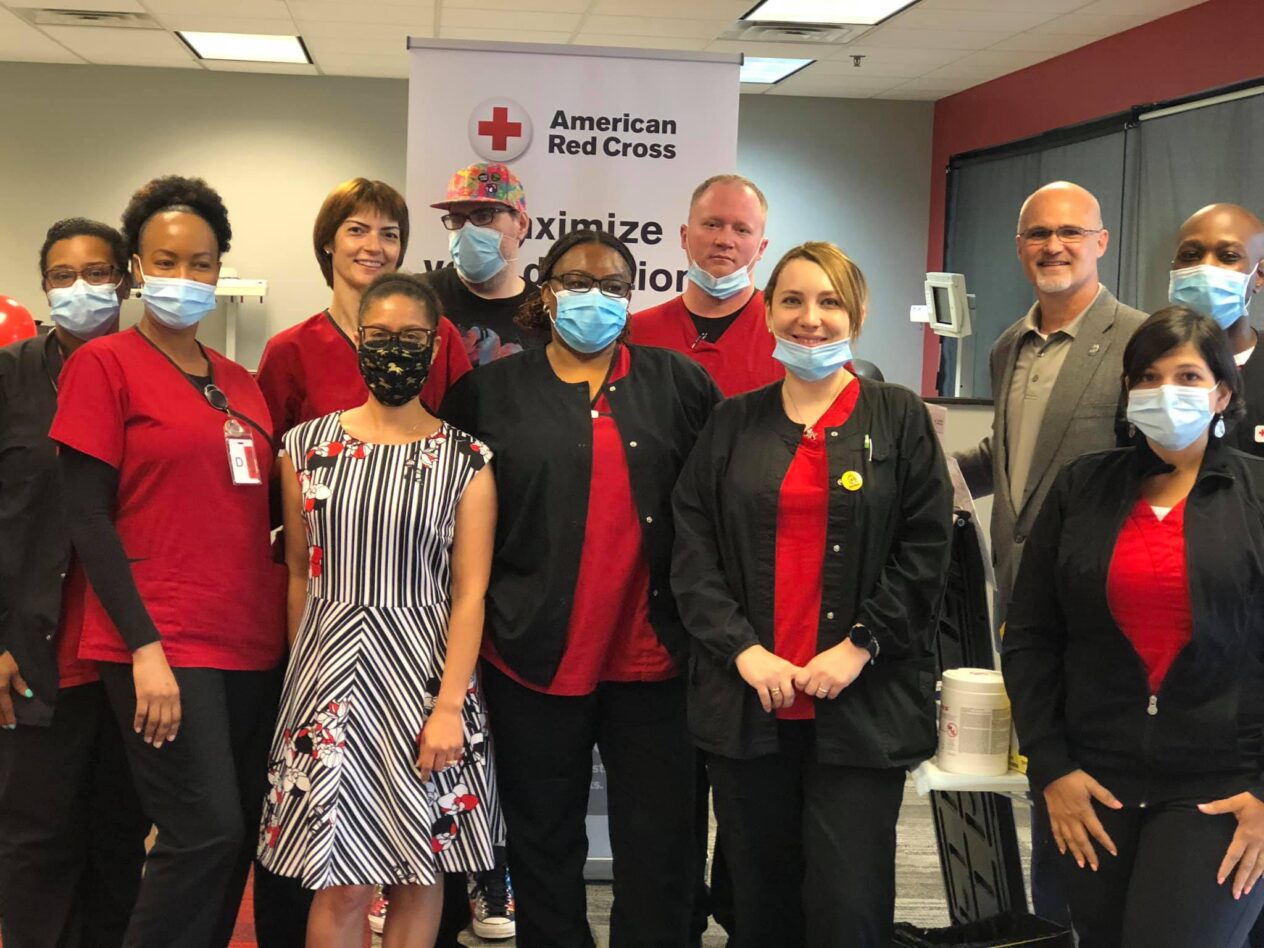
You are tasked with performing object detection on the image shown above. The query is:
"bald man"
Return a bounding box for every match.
[956,181,1146,927]
[1169,203,1264,456]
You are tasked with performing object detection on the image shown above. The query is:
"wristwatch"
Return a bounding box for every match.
[848,623,880,663]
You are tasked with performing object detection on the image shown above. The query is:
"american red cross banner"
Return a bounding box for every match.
[406,38,741,308]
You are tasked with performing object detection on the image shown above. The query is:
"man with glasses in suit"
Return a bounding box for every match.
[956,180,1146,928]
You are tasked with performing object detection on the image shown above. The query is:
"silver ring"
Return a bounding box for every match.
[816,689,829,698]
[770,687,782,696]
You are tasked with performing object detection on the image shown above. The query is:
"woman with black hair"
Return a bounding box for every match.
[0,217,148,947]
[440,230,721,947]
[1004,306,1264,946]
[50,175,286,947]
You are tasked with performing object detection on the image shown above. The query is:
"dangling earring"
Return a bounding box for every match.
[1213,413,1226,439]
[1128,422,1137,439]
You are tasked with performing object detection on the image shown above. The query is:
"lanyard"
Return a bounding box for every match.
[134,327,276,451]
[590,343,623,413]
[42,330,64,395]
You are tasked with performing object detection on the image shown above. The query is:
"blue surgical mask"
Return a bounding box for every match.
[137,266,217,330]
[772,335,854,382]
[1127,383,1216,451]
[47,279,120,340]
[449,223,508,284]
[1169,264,1255,330]
[552,289,628,354]
[686,253,753,301]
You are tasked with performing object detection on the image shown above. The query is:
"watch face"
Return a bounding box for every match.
[850,625,873,649]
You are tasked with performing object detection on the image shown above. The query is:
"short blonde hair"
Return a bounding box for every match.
[764,241,868,339]
[689,174,768,214]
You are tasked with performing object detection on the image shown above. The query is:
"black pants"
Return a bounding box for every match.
[708,721,905,948]
[0,681,149,948]
[481,664,697,948]
[99,663,280,948]
[1057,798,1264,947]
[1029,791,1072,926]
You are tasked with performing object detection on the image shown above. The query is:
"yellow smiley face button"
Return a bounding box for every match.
[840,471,863,491]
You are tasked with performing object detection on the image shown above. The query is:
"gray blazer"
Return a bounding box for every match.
[956,288,1147,614]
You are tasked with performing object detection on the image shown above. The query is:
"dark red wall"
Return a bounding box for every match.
[920,0,1264,392]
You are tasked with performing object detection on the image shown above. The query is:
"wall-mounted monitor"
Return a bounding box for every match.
[924,272,972,339]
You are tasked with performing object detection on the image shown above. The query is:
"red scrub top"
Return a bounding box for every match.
[773,379,860,720]
[483,345,675,695]
[55,562,96,689]
[255,311,471,437]
[1107,496,1193,695]
[50,328,285,670]
[629,291,782,398]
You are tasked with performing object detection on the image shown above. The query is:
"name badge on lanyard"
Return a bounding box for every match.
[224,417,262,485]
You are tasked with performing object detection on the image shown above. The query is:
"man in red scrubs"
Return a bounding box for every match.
[630,173,780,397]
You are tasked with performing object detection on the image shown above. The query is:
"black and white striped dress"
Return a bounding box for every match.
[256,412,503,889]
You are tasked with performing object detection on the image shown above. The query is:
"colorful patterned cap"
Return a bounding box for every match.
[431,162,526,213]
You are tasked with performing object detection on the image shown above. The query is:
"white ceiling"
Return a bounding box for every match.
[0,0,1206,100]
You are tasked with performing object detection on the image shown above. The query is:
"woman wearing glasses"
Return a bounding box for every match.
[0,218,149,947]
[255,177,470,440]
[50,175,286,947]
[441,230,721,947]
[257,272,501,946]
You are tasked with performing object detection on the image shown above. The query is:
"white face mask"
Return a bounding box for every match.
[1126,383,1217,450]
[47,279,120,340]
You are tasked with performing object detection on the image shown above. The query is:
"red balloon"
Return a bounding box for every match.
[0,297,36,347]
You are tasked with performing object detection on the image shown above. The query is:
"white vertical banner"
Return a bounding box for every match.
[406,39,741,308]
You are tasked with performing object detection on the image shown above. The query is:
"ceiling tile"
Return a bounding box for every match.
[572,33,711,50]
[873,87,949,99]
[807,57,934,79]
[920,60,1010,81]
[4,0,146,10]
[987,31,1093,54]
[441,0,591,9]
[294,20,429,39]
[439,8,583,32]
[858,27,1013,49]
[38,25,200,66]
[202,60,319,74]
[1073,0,1201,14]
[914,0,1090,12]
[305,35,399,57]
[141,0,292,16]
[286,1,432,24]
[768,72,900,96]
[818,44,966,67]
[580,14,729,39]
[436,25,576,43]
[889,7,1059,32]
[0,9,83,62]
[156,16,300,35]
[316,53,410,78]
[588,0,749,16]
[1027,11,1150,36]
[952,47,1051,69]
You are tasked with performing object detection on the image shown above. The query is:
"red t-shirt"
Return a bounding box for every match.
[773,379,861,721]
[49,328,285,670]
[255,311,471,437]
[483,346,675,695]
[1107,496,1193,695]
[629,291,782,398]
[56,561,97,689]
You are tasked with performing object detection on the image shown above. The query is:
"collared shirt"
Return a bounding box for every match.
[1005,286,1101,505]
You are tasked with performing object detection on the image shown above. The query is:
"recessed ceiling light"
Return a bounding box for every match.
[741,57,814,84]
[177,31,311,64]
[743,0,920,26]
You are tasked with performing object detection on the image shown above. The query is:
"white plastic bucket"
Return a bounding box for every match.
[938,668,1011,776]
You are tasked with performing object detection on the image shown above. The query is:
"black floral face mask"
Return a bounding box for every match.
[357,340,434,407]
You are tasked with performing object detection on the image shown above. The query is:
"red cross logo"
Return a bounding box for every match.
[467,98,532,161]
[478,106,522,152]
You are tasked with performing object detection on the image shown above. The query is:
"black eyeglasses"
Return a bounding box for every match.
[1018,226,1103,246]
[441,207,511,231]
[359,326,436,351]
[548,270,633,299]
[44,265,121,288]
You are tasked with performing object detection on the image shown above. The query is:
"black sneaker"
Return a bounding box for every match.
[468,866,515,940]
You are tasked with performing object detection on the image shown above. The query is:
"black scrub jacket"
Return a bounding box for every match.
[0,330,69,725]
[671,378,955,766]
[440,343,722,689]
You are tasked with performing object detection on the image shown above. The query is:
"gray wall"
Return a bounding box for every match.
[0,62,933,380]
[739,95,934,389]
